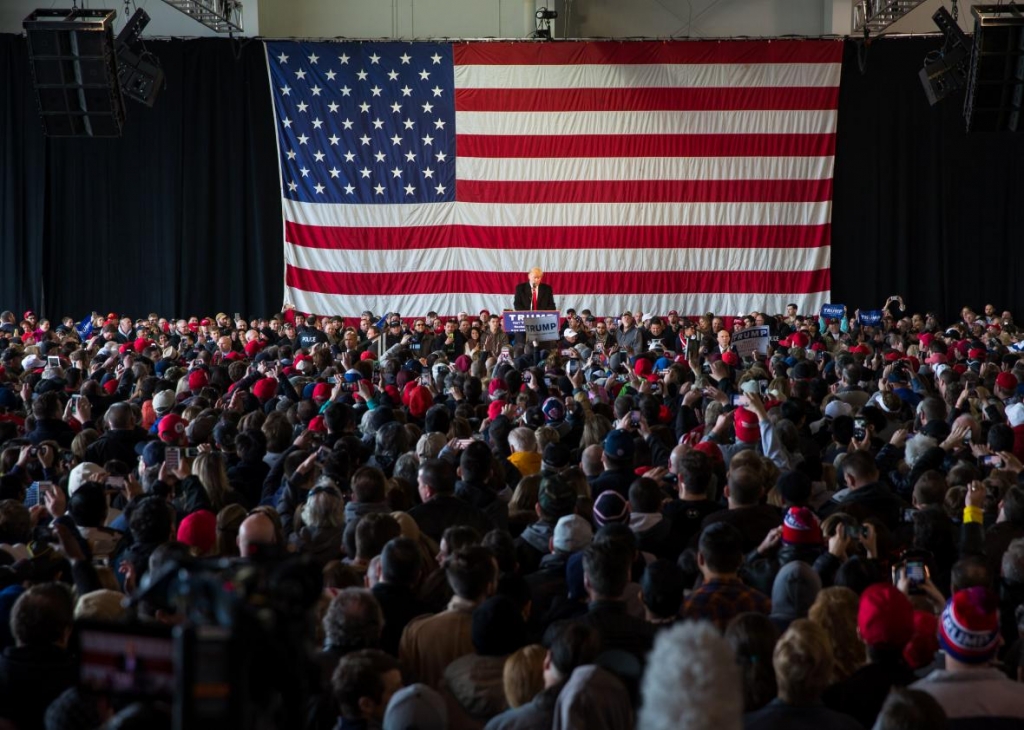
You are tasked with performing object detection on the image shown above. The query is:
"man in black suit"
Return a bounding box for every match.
[513,267,556,311]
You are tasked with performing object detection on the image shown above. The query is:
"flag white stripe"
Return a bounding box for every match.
[289,291,832,321]
[454,63,842,90]
[455,110,838,137]
[455,155,836,182]
[283,199,832,229]
[285,244,831,276]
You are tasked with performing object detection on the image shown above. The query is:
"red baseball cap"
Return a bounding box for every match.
[158,414,188,445]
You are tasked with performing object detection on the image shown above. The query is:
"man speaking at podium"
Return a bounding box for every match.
[513,267,556,311]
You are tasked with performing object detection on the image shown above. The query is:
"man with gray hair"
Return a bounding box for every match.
[638,621,742,730]
[323,588,384,656]
[84,401,145,464]
[507,426,540,482]
[832,362,870,411]
[580,444,604,480]
[311,588,385,730]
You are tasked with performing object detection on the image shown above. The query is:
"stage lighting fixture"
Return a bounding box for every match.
[919,6,972,106]
[535,6,557,39]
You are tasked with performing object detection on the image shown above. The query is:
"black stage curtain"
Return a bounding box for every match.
[831,36,1024,321]
[0,35,282,321]
[3,34,1024,321]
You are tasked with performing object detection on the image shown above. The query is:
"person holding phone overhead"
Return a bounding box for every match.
[513,267,556,312]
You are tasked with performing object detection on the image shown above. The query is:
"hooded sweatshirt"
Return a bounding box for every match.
[629,512,676,560]
[507,451,541,478]
[517,521,554,554]
[553,665,634,730]
[343,499,391,526]
[768,561,821,633]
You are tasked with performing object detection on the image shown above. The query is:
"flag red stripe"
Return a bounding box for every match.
[286,265,830,297]
[456,178,833,205]
[284,221,832,250]
[456,133,836,159]
[453,40,843,67]
[455,86,841,112]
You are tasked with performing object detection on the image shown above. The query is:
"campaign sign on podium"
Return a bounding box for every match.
[503,310,560,341]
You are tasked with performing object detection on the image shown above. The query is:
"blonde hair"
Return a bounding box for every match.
[193,452,231,512]
[579,414,612,451]
[767,376,790,400]
[704,400,724,428]
[238,409,266,433]
[819,512,855,539]
[75,589,126,622]
[736,368,768,390]
[503,644,546,708]
[510,474,541,516]
[729,450,765,483]
[216,504,247,558]
[807,587,866,681]
[561,467,590,499]
[534,426,560,452]
[300,479,345,529]
[71,429,99,461]
[773,619,833,705]
[182,405,203,423]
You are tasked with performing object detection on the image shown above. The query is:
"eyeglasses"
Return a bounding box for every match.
[414,323,425,327]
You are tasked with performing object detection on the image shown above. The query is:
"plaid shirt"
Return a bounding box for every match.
[680,577,771,632]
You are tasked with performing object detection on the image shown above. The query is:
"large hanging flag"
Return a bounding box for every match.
[266,39,842,317]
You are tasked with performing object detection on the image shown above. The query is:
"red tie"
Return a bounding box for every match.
[531,287,537,310]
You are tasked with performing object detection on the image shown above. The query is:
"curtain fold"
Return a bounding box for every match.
[0,35,282,321]
[831,36,1024,320]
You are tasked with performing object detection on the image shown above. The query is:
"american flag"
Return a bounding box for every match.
[266,40,842,317]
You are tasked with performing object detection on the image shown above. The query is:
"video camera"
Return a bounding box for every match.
[79,554,322,730]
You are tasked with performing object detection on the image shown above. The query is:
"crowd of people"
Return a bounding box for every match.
[0,295,1023,730]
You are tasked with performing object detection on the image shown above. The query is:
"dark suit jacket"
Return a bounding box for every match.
[816,481,906,534]
[576,599,657,664]
[700,503,783,553]
[407,494,493,544]
[83,428,147,466]
[513,282,556,311]
[372,582,431,657]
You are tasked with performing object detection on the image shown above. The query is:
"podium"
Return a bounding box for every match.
[502,310,561,343]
